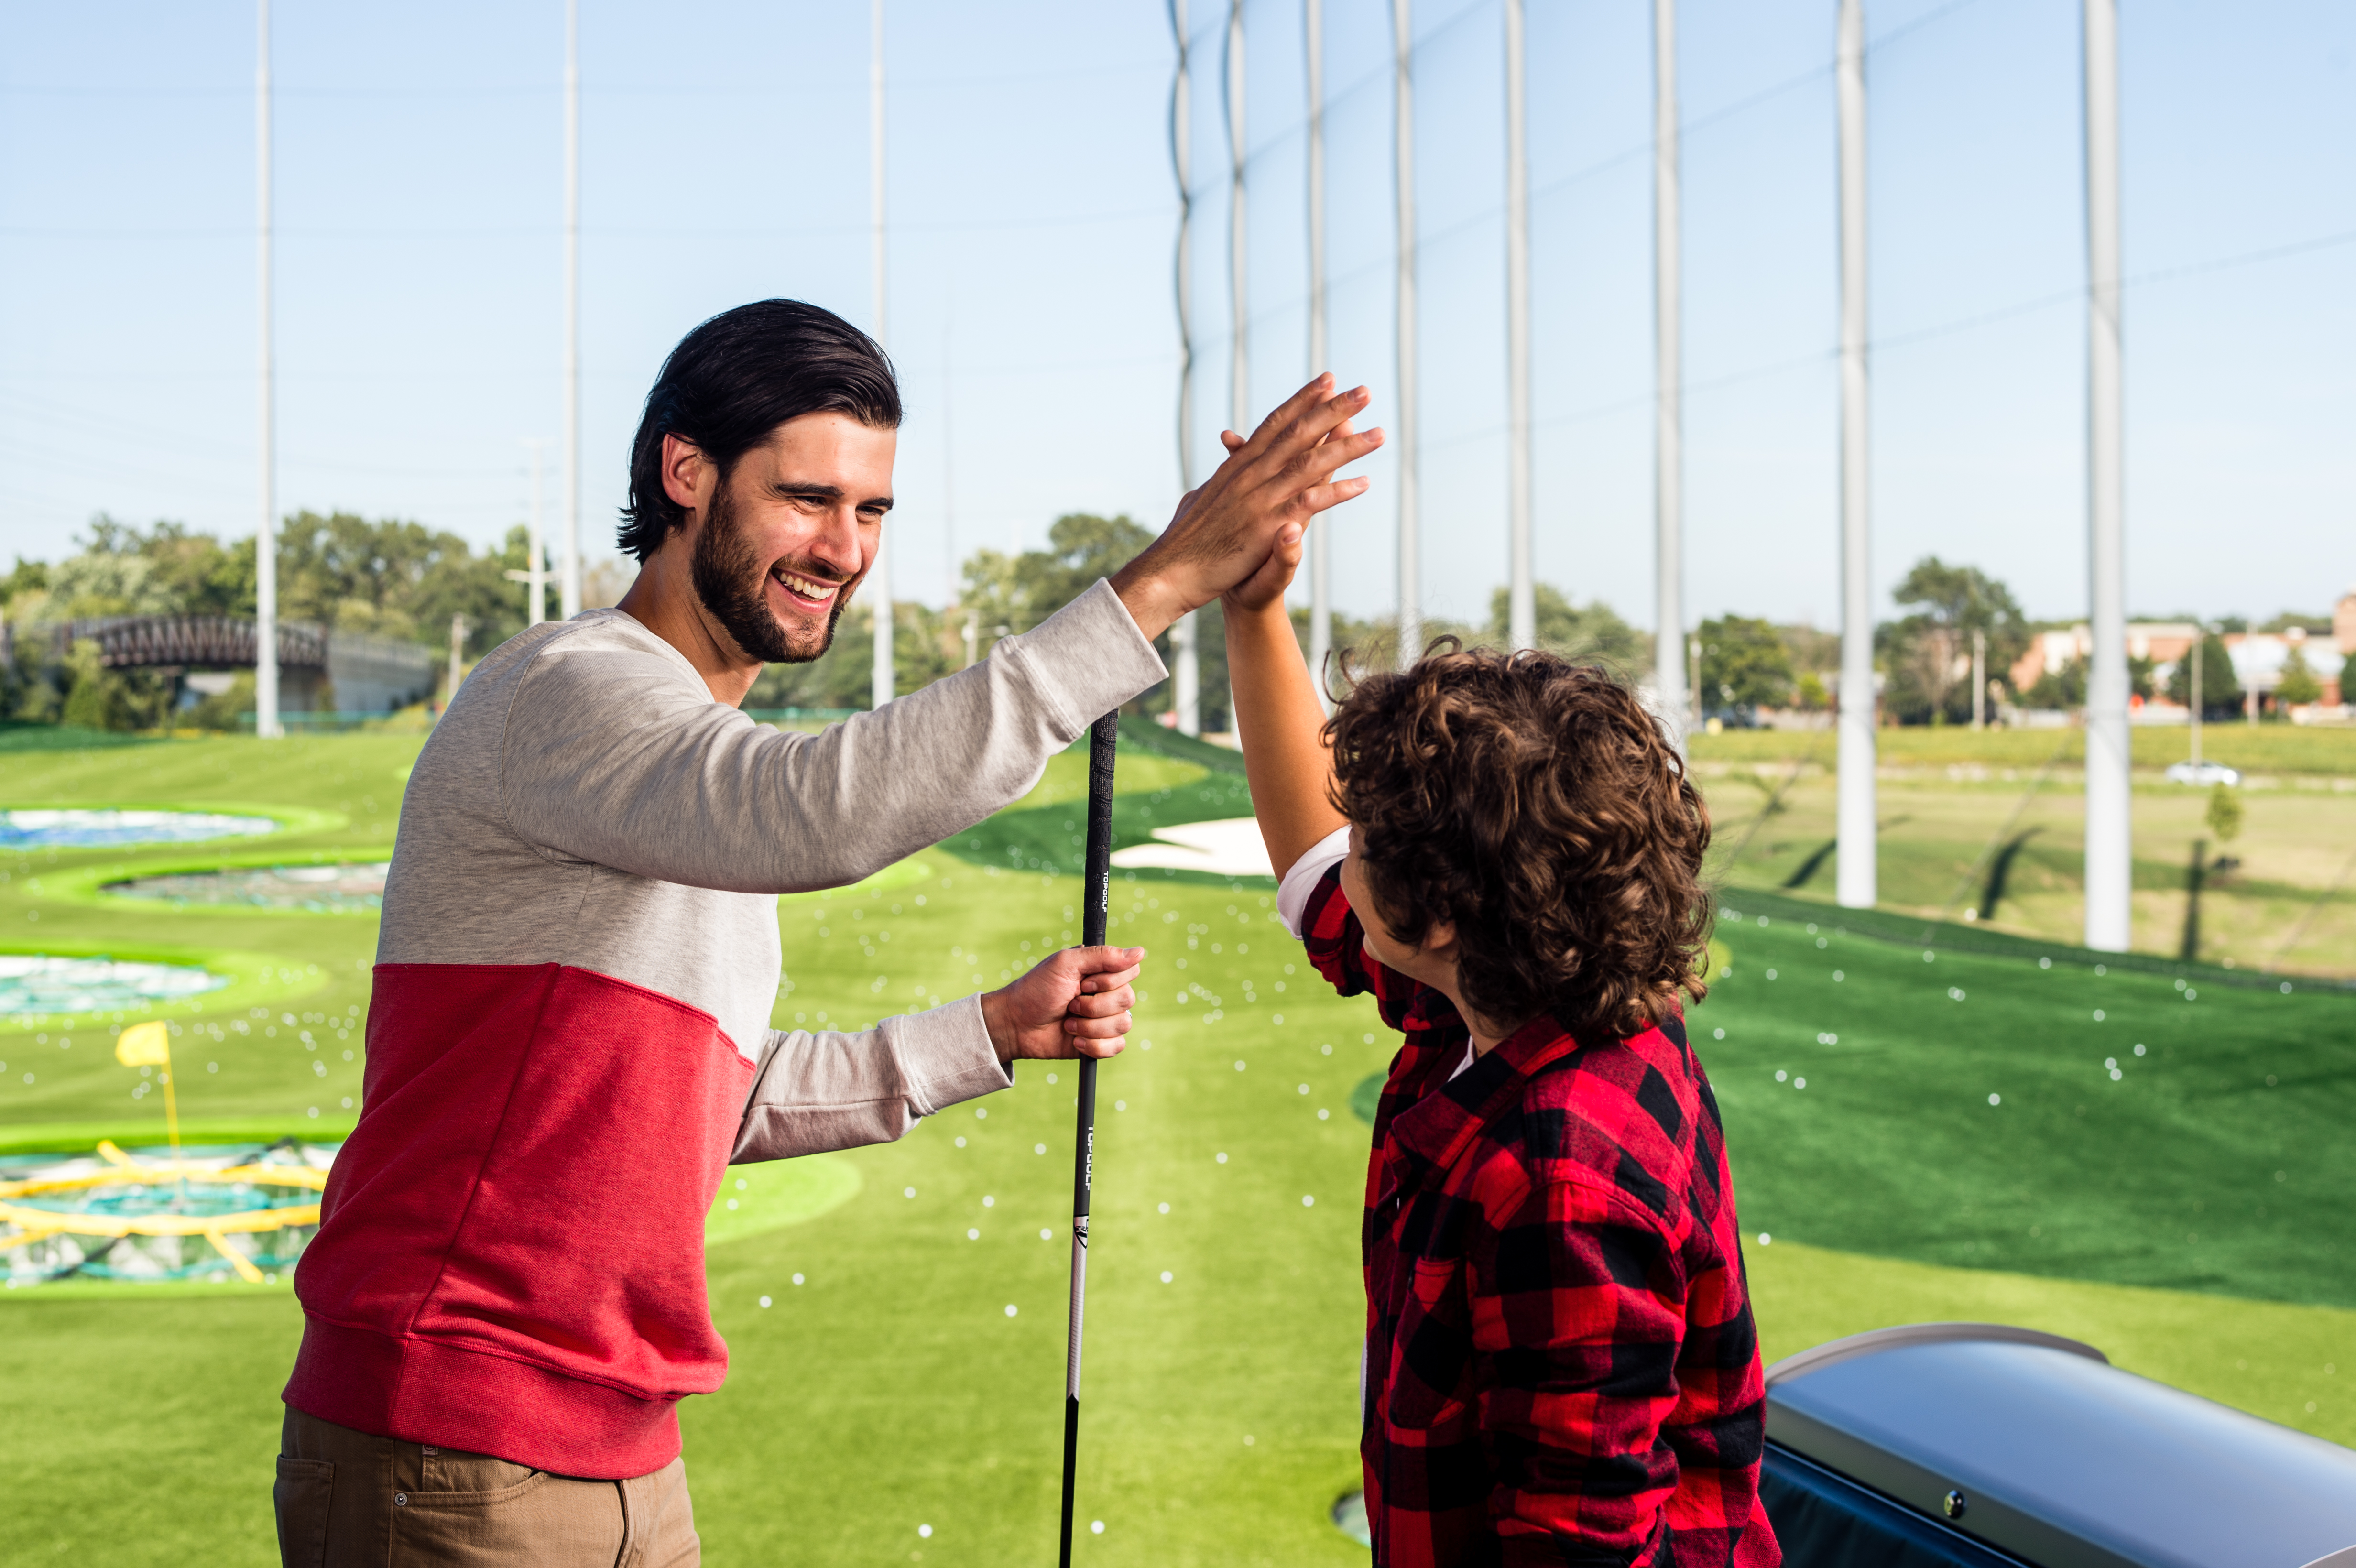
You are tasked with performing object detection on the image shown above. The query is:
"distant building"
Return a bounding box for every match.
[2008,622,2199,697]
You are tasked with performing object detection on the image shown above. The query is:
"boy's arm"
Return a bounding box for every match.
[1223,555,1347,882]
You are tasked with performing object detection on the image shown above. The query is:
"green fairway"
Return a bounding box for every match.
[3,722,2354,1565]
[1691,725,2356,977]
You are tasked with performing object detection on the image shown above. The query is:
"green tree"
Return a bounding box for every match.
[2025,656,2085,711]
[2275,643,2323,707]
[2163,632,2243,718]
[1482,585,1644,666]
[1696,615,1795,713]
[2205,782,2243,844]
[2343,649,2356,704]
[1882,557,2029,725]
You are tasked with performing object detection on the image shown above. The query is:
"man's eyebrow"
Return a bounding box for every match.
[768,480,892,512]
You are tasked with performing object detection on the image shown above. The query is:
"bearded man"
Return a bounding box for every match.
[270,300,1379,1567]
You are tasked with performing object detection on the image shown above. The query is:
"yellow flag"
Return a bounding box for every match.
[115,1021,172,1067]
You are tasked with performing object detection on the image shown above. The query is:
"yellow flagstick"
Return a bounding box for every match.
[115,1022,177,1160]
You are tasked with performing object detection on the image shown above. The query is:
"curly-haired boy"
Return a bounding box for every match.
[1223,534,1778,1568]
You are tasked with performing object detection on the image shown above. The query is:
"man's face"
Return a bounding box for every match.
[683,411,897,665]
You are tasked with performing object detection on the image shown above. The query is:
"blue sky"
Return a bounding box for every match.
[0,0,2349,631]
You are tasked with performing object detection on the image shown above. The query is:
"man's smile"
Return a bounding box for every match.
[769,564,844,611]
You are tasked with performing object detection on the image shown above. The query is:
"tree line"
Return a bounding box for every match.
[5,511,2344,732]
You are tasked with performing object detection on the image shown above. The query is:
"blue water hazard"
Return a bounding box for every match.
[0,809,278,848]
[0,955,229,1015]
[106,862,387,913]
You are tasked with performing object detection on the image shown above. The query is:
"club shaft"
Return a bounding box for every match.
[1059,711,1119,1564]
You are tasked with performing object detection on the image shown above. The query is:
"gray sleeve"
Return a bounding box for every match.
[730,995,1011,1162]
[499,578,1166,894]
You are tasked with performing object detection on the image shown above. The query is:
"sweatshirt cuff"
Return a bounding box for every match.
[994,578,1168,736]
[893,993,1014,1115]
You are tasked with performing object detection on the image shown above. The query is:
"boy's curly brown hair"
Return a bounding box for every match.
[1326,643,1713,1040]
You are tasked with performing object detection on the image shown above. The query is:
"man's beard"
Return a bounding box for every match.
[689,483,848,666]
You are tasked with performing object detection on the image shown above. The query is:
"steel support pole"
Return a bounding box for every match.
[1306,0,1331,707]
[1505,0,1533,653]
[2083,0,2131,953]
[870,0,894,710]
[1170,0,1201,736]
[1835,0,1876,908]
[526,438,547,626]
[1650,0,1684,736]
[561,0,582,621]
[1226,0,1248,436]
[1393,0,1419,671]
[255,0,279,739]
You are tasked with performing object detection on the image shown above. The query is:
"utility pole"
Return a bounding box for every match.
[525,439,547,625]
[2082,0,2131,953]
[1650,0,1685,739]
[1170,0,1201,736]
[1972,628,1986,730]
[1834,0,1874,907]
[1393,0,1419,671]
[869,0,894,710]
[1505,0,1533,653]
[255,0,280,739]
[2189,630,2203,768]
[448,614,469,704]
[561,0,582,621]
[1305,0,1331,708]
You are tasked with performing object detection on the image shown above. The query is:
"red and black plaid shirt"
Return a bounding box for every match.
[1301,864,1778,1568]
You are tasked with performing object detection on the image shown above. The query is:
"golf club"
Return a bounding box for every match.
[1058,709,1119,1565]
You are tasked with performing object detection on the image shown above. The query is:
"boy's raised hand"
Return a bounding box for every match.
[1110,375,1381,641]
[1217,414,1355,614]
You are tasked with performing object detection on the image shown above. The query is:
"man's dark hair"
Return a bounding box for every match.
[619,300,901,562]
[1327,645,1713,1040]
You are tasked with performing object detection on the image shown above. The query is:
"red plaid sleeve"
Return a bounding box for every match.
[1298,859,1438,1034]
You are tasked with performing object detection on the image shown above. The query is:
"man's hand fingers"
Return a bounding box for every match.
[1220,429,1246,453]
[1062,1010,1133,1040]
[1287,474,1375,519]
[1070,1034,1126,1060]
[1065,986,1135,1019]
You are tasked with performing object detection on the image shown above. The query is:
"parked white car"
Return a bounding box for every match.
[2165,761,2242,786]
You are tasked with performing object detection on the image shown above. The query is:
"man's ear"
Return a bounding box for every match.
[659,433,714,521]
[1418,919,1460,965]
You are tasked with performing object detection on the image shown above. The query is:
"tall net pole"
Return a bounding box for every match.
[561,0,582,621]
[1835,0,1876,909]
[1170,0,1201,736]
[1505,0,1534,654]
[1393,0,1419,672]
[870,0,894,710]
[2082,0,2131,951]
[1650,0,1685,739]
[1305,0,1331,710]
[254,0,279,739]
[1225,0,1247,437]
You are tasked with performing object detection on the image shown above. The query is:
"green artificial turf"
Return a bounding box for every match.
[3,725,2354,1566]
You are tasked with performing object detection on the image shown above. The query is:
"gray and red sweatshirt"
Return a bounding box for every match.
[284,581,1165,1479]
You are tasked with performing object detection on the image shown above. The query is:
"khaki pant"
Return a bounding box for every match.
[273,1407,699,1568]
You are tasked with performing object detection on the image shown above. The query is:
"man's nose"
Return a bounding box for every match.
[809,506,867,580]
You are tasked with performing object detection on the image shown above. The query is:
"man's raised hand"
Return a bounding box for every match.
[1110,375,1381,641]
[980,945,1145,1063]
